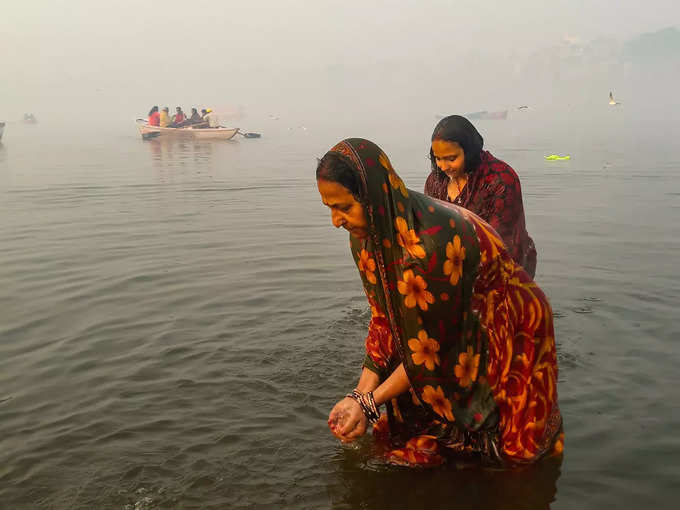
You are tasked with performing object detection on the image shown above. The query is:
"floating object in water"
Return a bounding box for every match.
[466,110,508,120]
[237,129,261,138]
[545,155,571,161]
[517,105,529,110]
[608,91,621,106]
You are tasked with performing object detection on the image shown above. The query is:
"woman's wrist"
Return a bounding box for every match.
[372,386,387,407]
[346,389,381,424]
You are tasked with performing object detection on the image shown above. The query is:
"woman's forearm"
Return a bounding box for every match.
[372,363,410,406]
[355,367,380,393]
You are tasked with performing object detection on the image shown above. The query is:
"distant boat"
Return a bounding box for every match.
[0,122,5,141]
[135,119,239,140]
[466,110,508,120]
[23,113,37,124]
[608,92,621,106]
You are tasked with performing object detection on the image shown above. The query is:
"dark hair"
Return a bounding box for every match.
[315,152,364,203]
[148,106,158,116]
[429,115,484,175]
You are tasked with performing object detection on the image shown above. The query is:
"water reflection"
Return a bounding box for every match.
[146,136,215,169]
[328,450,562,510]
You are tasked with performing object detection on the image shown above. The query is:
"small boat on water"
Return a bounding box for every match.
[135,119,239,140]
[0,122,5,141]
[466,110,508,120]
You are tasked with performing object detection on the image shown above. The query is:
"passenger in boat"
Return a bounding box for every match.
[159,107,172,127]
[318,138,562,467]
[148,106,160,127]
[187,108,202,125]
[172,107,186,125]
[192,109,210,128]
[203,108,220,128]
[424,115,537,278]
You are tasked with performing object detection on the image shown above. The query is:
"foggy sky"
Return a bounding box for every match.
[1,0,678,123]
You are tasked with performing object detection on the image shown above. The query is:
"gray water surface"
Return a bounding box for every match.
[1,112,679,509]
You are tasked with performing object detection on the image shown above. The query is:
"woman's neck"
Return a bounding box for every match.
[446,173,467,201]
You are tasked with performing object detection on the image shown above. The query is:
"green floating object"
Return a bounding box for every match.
[545,154,571,160]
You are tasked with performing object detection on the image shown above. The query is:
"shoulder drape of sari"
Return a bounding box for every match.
[424,151,537,279]
[330,139,560,463]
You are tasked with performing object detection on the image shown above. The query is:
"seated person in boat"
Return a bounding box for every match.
[318,138,562,467]
[424,115,537,278]
[172,107,186,126]
[186,108,203,125]
[159,107,172,127]
[191,109,210,128]
[203,108,220,128]
[148,106,160,127]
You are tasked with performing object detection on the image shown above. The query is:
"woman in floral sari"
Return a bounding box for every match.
[317,138,562,467]
[425,115,537,278]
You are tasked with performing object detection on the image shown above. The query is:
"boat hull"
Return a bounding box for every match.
[136,120,238,140]
[0,122,4,141]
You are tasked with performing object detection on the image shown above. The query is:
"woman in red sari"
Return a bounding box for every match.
[147,106,160,127]
[425,115,537,278]
[318,138,562,467]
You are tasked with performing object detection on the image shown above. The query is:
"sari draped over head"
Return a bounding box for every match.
[327,138,562,466]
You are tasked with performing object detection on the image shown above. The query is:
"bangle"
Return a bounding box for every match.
[345,389,381,424]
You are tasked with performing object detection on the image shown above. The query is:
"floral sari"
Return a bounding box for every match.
[328,139,562,466]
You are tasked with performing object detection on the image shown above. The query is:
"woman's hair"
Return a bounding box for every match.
[315,152,364,203]
[148,106,158,116]
[429,115,484,175]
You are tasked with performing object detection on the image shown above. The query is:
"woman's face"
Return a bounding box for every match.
[317,179,369,239]
[431,139,466,178]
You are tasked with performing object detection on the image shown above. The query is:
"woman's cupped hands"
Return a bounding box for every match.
[328,396,368,443]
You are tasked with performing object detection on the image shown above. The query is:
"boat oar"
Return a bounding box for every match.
[236,128,261,139]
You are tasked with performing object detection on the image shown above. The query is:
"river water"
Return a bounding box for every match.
[1,109,678,509]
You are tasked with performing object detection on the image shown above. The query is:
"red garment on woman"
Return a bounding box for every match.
[148,112,160,126]
[424,150,537,278]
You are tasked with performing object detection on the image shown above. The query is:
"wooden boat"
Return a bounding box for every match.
[0,122,4,141]
[466,110,508,120]
[135,119,239,140]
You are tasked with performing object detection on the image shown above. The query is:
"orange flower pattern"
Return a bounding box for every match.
[421,385,454,422]
[397,269,435,310]
[454,345,480,387]
[408,330,440,371]
[357,248,377,284]
[330,138,561,467]
[443,234,466,286]
[378,152,408,197]
[395,217,426,259]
